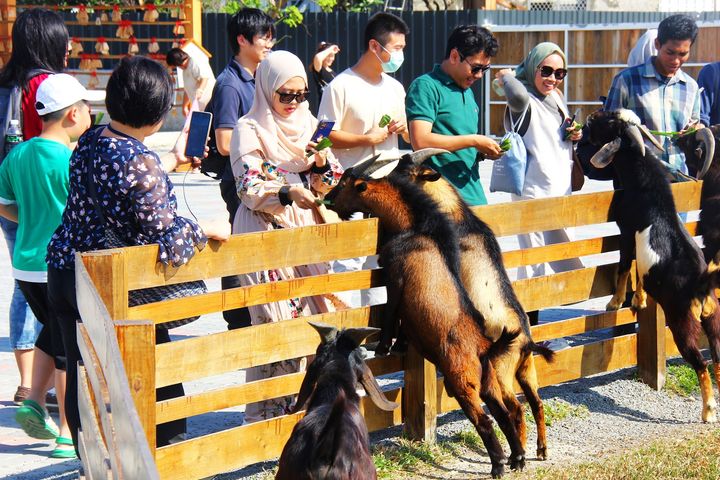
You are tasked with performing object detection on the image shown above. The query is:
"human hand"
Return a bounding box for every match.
[288,186,318,210]
[306,140,329,167]
[565,124,583,142]
[367,127,389,145]
[195,88,204,100]
[182,102,191,117]
[475,135,503,160]
[387,119,407,137]
[201,219,231,242]
[330,44,340,54]
[494,68,514,84]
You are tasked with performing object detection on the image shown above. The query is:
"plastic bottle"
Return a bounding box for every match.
[4,119,23,157]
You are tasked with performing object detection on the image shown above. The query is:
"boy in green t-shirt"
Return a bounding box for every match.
[0,73,103,458]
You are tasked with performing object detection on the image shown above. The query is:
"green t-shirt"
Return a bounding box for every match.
[406,64,487,206]
[0,137,71,282]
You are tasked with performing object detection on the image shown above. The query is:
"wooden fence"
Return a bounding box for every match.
[76,181,706,479]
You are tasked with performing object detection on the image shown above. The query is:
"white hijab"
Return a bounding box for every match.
[234,50,317,172]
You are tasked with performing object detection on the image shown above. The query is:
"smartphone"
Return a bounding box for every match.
[311,120,335,142]
[184,111,213,158]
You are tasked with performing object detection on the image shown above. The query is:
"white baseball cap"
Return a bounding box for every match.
[35,73,105,116]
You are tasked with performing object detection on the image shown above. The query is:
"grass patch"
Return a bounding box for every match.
[663,363,717,397]
[538,398,590,427]
[372,438,450,479]
[511,427,720,479]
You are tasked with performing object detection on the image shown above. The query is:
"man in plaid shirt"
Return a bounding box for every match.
[604,14,701,174]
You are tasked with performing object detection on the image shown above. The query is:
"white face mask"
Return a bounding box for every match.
[374,43,404,73]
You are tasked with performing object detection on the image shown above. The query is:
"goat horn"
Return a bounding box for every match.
[342,327,380,347]
[352,154,382,177]
[626,124,646,157]
[590,137,621,168]
[308,321,338,344]
[405,148,451,165]
[365,159,399,178]
[638,124,665,152]
[696,127,716,180]
[359,362,399,411]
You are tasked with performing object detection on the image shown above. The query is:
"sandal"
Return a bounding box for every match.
[51,436,77,459]
[15,399,59,439]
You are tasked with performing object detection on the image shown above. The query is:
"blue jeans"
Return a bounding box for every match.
[0,216,41,350]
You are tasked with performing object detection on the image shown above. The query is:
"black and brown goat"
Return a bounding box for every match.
[276,322,397,480]
[325,158,525,478]
[676,126,720,269]
[388,150,554,460]
[587,109,720,423]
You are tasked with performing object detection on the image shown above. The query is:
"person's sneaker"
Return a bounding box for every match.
[45,391,59,413]
[15,399,59,439]
[13,386,30,405]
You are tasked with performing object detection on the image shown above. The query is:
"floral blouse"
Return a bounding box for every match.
[46,126,207,270]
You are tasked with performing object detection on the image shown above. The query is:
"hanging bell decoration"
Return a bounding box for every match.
[76,5,89,25]
[128,36,140,56]
[95,36,110,56]
[143,4,159,23]
[87,70,100,89]
[111,5,122,22]
[147,36,160,54]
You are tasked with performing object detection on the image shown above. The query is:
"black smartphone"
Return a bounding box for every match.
[311,120,335,142]
[184,111,213,158]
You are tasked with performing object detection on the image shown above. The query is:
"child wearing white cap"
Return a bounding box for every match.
[0,72,102,459]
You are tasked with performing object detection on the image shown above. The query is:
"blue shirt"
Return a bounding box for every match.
[604,56,700,173]
[698,62,720,127]
[205,59,256,181]
[47,127,206,270]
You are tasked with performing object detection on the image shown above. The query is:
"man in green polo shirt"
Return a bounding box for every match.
[406,25,502,206]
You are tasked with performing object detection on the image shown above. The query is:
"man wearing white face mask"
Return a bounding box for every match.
[318,12,409,310]
[318,12,410,170]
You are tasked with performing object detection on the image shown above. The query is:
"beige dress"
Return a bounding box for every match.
[232,122,343,423]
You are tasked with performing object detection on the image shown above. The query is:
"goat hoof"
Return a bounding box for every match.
[509,455,525,471]
[374,343,391,357]
[605,299,622,311]
[490,463,505,478]
[702,405,717,423]
[631,294,646,311]
[537,446,547,460]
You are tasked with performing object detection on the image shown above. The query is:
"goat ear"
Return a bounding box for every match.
[355,181,368,193]
[308,321,338,344]
[590,138,621,168]
[292,370,317,414]
[342,327,380,348]
[637,124,665,152]
[417,166,442,182]
[695,127,716,180]
[358,362,399,411]
[626,124,646,157]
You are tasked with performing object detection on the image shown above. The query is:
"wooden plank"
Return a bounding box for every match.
[128,269,382,324]
[122,219,380,289]
[530,309,637,342]
[156,355,402,424]
[156,308,372,387]
[512,264,617,313]
[156,388,402,479]
[472,181,701,237]
[637,298,666,391]
[115,321,157,451]
[402,346,437,442]
[77,367,113,480]
[79,251,129,321]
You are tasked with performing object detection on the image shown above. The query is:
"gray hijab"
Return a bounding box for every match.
[514,42,567,98]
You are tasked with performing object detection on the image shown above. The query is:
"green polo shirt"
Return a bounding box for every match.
[406,64,487,206]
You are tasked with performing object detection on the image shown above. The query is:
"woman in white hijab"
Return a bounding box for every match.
[230,50,343,423]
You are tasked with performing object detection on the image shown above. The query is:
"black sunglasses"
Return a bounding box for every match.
[459,53,491,75]
[537,65,568,80]
[276,90,309,104]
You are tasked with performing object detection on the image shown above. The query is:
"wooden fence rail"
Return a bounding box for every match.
[76,181,705,479]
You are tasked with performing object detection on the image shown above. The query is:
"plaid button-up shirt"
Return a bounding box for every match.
[604,56,701,173]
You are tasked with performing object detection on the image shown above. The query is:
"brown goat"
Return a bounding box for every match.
[389,150,555,460]
[325,157,525,478]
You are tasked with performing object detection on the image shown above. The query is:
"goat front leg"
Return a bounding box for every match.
[376,277,403,357]
[631,274,647,311]
[607,232,635,311]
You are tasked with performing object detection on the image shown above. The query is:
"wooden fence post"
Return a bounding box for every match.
[186,0,202,44]
[403,345,437,442]
[636,297,666,390]
[83,250,158,453]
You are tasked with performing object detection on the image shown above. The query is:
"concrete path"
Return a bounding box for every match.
[0,132,626,479]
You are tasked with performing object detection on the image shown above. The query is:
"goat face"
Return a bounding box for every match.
[293,322,399,413]
[586,109,664,168]
[675,126,719,179]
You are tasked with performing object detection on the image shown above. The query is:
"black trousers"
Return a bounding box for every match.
[17,279,65,370]
[48,266,187,453]
[219,179,252,330]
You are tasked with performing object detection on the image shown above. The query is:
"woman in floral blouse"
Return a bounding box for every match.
[230,50,343,423]
[46,57,229,452]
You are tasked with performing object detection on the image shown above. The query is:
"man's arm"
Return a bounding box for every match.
[409,120,501,159]
[0,203,18,222]
[215,127,233,156]
[327,128,388,149]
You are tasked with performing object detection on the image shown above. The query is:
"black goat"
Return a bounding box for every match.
[676,126,720,268]
[325,156,525,478]
[389,150,555,460]
[587,109,720,423]
[276,322,397,480]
